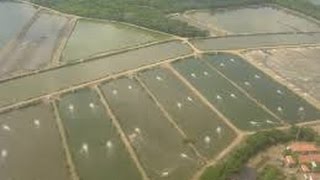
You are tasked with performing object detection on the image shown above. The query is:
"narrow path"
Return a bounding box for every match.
[191,133,246,180]
[165,63,242,135]
[51,101,80,180]
[135,76,206,162]
[51,17,78,66]
[202,59,285,125]
[95,86,150,180]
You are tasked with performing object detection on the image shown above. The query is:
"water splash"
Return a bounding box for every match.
[89,103,95,109]
[33,119,40,128]
[244,81,251,86]
[156,76,163,81]
[134,127,141,134]
[266,119,275,124]
[216,95,222,100]
[250,121,259,126]
[180,153,189,159]
[276,89,283,95]
[112,89,118,95]
[216,126,222,134]
[2,124,11,132]
[204,136,211,144]
[230,93,237,99]
[161,171,169,177]
[80,143,89,155]
[1,149,8,159]
[68,104,74,112]
[299,106,305,111]
[106,140,113,149]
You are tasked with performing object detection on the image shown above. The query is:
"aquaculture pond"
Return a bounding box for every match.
[173,58,281,131]
[138,68,236,158]
[0,11,70,78]
[62,19,171,62]
[191,33,320,51]
[0,40,191,108]
[57,88,142,180]
[0,1,36,48]
[101,78,200,180]
[184,6,320,35]
[205,53,320,123]
[0,103,71,180]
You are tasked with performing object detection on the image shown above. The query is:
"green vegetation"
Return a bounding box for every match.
[272,0,320,21]
[258,165,285,180]
[31,0,266,37]
[200,126,319,180]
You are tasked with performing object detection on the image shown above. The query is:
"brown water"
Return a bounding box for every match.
[138,68,236,158]
[191,33,320,51]
[57,88,142,180]
[0,40,191,108]
[101,78,200,180]
[0,2,36,48]
[0,103,71,180]
[185,7,320,34]
[62,19,170,62]
[0,11,69,78]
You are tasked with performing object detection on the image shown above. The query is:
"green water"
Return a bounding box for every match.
[0,40,191,108]
[138,68,236,158]
[310,0,320,5]
[0,103,71,180]
[101,78,199,180]
[205,53,320,123]
[62,19,171,62]
[0,2,36,48]
[187,7,320,34]
[191,33,320,51]
[57,88,142,180]
[173,58,281,131]
[0,12,69,78]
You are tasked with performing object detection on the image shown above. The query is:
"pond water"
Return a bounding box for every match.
[62,20,171,62]
[0,11,69,78]
[57,88,142,180]
[101,78,200,180]
[184,6,320,35]
[173,58,281,131]
[205,53,320,123]
[0,103,71,180]
[0,2,36,48]
[0,40,191,108]
[138,68,236,158]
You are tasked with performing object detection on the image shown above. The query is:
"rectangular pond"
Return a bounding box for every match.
[0,11,70,78]
[191,33,320,52]
[138,68,236,159]
[0,103,71,180]
[183,6,320,35]
[62,19,170,62]
[0,40,191,108]
[100,78,200,180]
[172,58,281,131]
[0,1,36,48]
[57,88,142,180]
[204,53,320,123]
